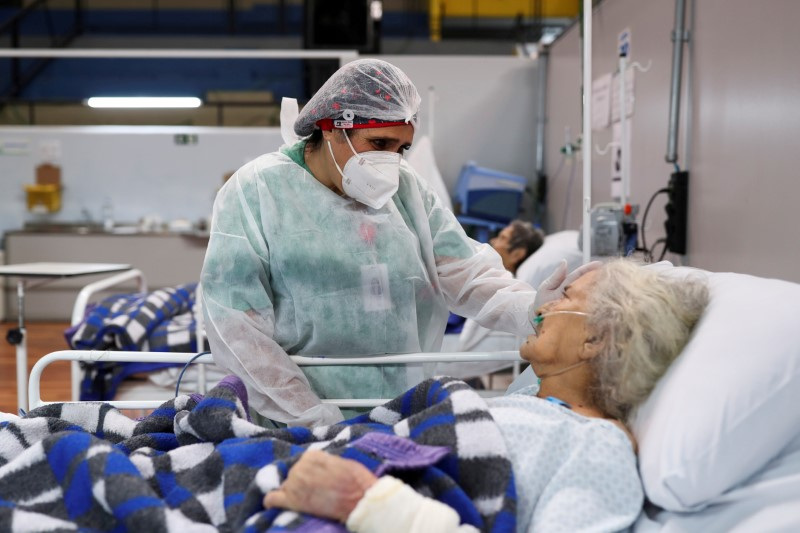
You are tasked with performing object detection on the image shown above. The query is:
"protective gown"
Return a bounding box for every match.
[201,140,537,427]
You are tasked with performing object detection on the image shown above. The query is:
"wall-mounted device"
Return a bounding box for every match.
[578,202,639,257]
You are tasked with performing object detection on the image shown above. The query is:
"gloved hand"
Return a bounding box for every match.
[532,260,602,313]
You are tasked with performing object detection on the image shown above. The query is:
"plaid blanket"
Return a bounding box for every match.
[67,283,200,352]
[0,376,516,533]
[65,283,203,401]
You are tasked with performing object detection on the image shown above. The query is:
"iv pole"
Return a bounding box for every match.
[619,53,629,206]
[581,0,593,264]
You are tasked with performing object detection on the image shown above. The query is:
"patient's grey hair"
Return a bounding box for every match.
[585,260,709,422]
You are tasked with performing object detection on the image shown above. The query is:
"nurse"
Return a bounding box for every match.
[201,58,592,427]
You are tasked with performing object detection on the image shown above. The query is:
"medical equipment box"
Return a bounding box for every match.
[454,161,527,224]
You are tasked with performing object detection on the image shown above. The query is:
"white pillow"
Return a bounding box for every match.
[515,230,582,288]
[631,267,800,512]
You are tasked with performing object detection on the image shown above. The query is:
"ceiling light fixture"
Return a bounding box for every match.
[86,97,202,109]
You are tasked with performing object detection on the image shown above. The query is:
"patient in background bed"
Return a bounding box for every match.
[264,259,710,532]
[489,220,545,275]
[446,220,544,333]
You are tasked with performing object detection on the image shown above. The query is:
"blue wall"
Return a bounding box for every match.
[11,58,307,101]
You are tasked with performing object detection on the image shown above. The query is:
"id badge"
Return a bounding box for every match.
[361,263,392,312]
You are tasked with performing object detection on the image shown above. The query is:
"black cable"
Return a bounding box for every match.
[650,238,667,262]
[632,246,651,261]
[175,351,212,398]
[657,239,670,262]
[641,187,670,254]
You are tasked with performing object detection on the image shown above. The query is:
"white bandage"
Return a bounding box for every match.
[346,476,478,533]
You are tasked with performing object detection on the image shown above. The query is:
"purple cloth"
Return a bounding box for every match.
[291,518,347,533]
[351,432,451,476]
[189,393,205,404]
[217,374,251,421]
[184,375,251,422]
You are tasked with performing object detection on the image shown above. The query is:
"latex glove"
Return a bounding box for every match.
[532,260,602,312]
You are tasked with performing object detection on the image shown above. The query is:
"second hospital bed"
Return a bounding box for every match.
[65,270,217,402]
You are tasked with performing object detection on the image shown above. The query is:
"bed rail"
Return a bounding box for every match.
[31,349,522,411]
[69,269,148,326]
[69,269,148,401]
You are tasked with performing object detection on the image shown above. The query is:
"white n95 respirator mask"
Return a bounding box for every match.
[327,129,401,209]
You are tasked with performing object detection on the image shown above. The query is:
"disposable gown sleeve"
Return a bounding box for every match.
[409,166,537,337]
[201,164,343,427]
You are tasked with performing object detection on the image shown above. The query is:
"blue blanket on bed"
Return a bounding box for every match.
[0,376,516,533]
[65,283,203,401]
[67,283,200,352]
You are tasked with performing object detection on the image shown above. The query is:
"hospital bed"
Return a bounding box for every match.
[66,272,217,402]
[24,261,800,531]
[18,349,524,531]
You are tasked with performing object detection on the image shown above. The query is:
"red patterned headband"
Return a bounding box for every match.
[315,118,410,131]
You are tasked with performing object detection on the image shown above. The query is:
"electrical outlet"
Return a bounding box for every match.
[664,171,688,254]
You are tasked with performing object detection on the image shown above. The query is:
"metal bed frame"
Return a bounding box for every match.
[30,349,522,411]
[68,269,148,401]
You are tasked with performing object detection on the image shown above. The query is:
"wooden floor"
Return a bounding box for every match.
[0,320,72,414]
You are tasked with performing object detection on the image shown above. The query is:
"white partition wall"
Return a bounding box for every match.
[378,55,540,206]
[0,126,285,237]
[545,0,800,282]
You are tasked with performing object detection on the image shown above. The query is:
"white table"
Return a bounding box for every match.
[0,262,132,412]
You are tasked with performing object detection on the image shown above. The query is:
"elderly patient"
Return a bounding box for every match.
[264,260,709,532]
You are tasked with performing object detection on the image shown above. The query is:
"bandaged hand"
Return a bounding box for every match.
[532,260,602,313]
[263,450,378,522]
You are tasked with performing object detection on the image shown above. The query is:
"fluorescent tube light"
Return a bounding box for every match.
[87,97,202,108]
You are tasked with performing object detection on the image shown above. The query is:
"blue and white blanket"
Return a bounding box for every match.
[65,283,203,401]
[67,283,200,353]
[0,376,516,532]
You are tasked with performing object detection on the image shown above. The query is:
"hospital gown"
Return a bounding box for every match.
[201,140,536,427]
[488,385,644,532]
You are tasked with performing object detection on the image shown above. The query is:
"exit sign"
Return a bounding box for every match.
[174,134,198,145]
